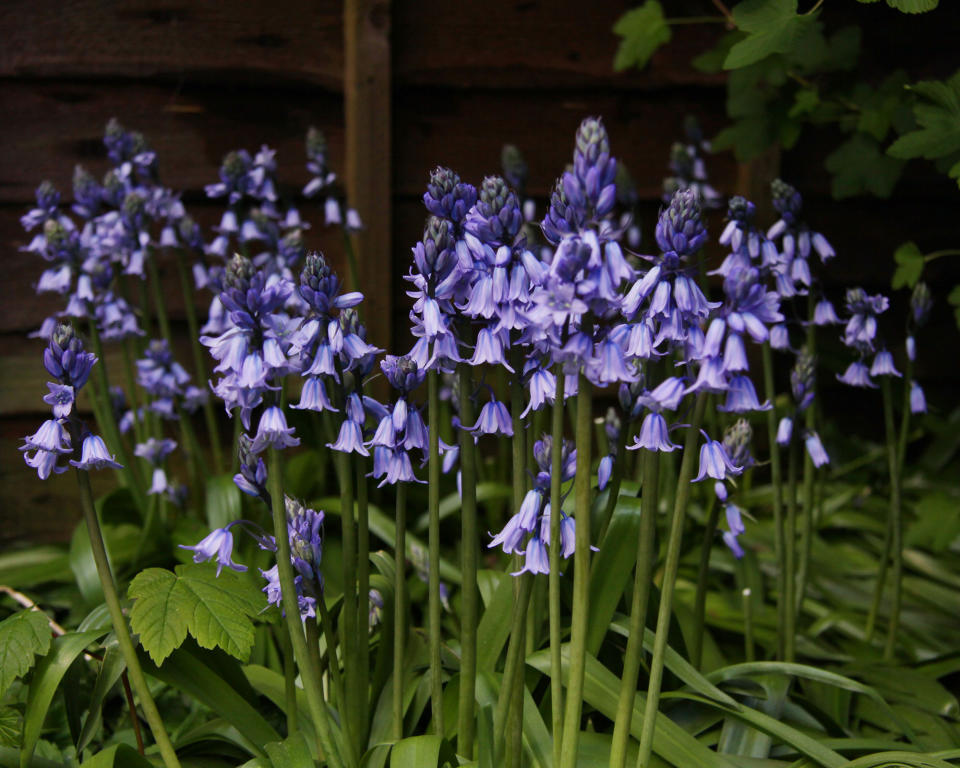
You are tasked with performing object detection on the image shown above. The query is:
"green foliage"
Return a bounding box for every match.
[888,71,960,186]
[826,133,905,198]
[128,563,265,664]
[892,241,925,288]
[612,1,671,72]
[858,0,939,12]
[0,708,21,748]
[0,611,51,697]
[724,0,815,69]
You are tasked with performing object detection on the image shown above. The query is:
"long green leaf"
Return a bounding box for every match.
[475,570,513,672]
[21,630,105,768]
[76,641,126,754]
[390,735,442,767]
[264,733,314,768]
[528,647,740,768]
[79,743,153,767]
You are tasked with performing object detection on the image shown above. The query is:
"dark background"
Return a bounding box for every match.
[2,0,958,545]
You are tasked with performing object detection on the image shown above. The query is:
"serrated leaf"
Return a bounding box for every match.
[724,0,814,69]
[887,0,938,11]
[825,134,904,199]
[175,564,264,661]
[128,563,264,664]
[891,241,925,289]
[612,1,672,72]
[0,611,51,697]
[129,568,189,665]
[889,72,960,162]
[789,88,820,118]
[0,707,21,748]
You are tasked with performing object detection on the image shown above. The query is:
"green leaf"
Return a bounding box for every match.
[692,32,744,73]
[76,641,126,755]
[21,630,105,768]
[390,735,443,767]
[906,492,960,552]
[205,473,242,531]
[0,611,51,697]
[475,570,514,672]
[140,646,280,757]
[724,0,815,69]
[889,72,960,162]
[825,134,905,199]
[0,547,72,590]
[887,0,939,12]
[0,708,21,748]
[612,1,672,72]
[79,743,154,768]
[128,563,264,664]
[789,88,820,119]
[264,733,314,768]
[948,284,960,329]
[891,241,925,289]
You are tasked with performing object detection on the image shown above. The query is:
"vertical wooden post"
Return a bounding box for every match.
[344,0,393,355]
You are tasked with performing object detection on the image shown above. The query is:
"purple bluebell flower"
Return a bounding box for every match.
[870,349,901,378]
[837,361,876,389]
[252,406,301,454]
[804,431,829,467]
[790,349,816,412]
[814,299,840,326]
[910,282,932,328]
[842,287,888,352]
[910,381,927,413]
[723,504,746,559]
[70,433,123,471]
[766,179,834,297]
[181,523,248,576]
[629,412,679,452]
[777,417,793,446]
[468,397,513,437]
[43,382,75,418]
[693,438,742,482]
[662,117,722,210]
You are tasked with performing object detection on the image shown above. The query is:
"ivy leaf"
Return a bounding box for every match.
[891,241,925,289]
[888,72,960,166]
[128,568,189,665]
[612,1,672,72]
[0,610,51,696]
[724,0,815,69]
[129,563,264,665]
[824,134,905,198]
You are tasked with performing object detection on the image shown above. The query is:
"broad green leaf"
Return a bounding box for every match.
[527,647,739,768]
[79,743,153,768]
[206,473,242,531]
[0,611,51,697]
[77,642,126,755]
[0,708,21,748]
[724,0,815,69]
[476,570,514,672]
[128,568,188,664]
[390,735,443,767]
[128,563,264,664]
[887,0,939,11]
[242,665,314,746]
[69,521,141,606]
[891,241,925,288]
[264,733,314,768]
[905,492,960,552]
[789,88,820,118]
[612,1,672,72]
[824,134,904,199]
[0,547,71,589]
[21,630,105,768]
[889,73,960,162]
[140,647,279,757]
[587,495,642,655]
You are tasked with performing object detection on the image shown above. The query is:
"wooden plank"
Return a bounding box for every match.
[0,0,344,91]
[344,0,393,356]
[0,81,345,204]
[393,0,726,90]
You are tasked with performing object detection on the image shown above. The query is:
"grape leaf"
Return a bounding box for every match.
[824,134,904,199]
[612,1,672,72]
[891,241,925,289]
[724,0,816,69]
[0,707,22,747]
[888,72,960,167]
[129,563,264,665]
[0,610,51,696]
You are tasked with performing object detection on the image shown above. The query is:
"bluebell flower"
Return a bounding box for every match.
[235,433,271,502]
[662,117,722,210]
[693,437,742,482]
[910,281,932,328]
[910,381,927,413]
[766,179,834,297]
[790,349,816,412]
[70,433,123,471]
[837,361,876,389]
[252,406,301,454]
[777,417,793,446]
[842,288,888,352]
[723,504,746,559]
[770,324,790,350]
[804,431,829,468]
[814,299,840,326]
[468,397,513,437]
[719,375,770,413]
[870,349,901,378]
[629,412,679,452]
[181,522,249,576]
[43,382,75,418]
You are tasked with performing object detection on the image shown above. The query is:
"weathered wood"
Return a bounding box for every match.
[0,0,344,91]
[0,82,346,204]
[344,0,393,358]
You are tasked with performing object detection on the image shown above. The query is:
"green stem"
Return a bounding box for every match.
[268,448,345,768]
[636,392,707,768]
[355,454,370,744]
[392,483,407,741]
[72,465,181,768]
[174,248,223,471]
[897,357,914,472]
[145,250,173,345]
[119,338,144,446]
[548,367,565,768]
[762,342,786,660]
[881,379,904,661]
[494,572,534,764]
[609,450,660,768]
[88,321,147,515]
[690,494,719,671]
[784,435,799,663]
[797,312,817,618]
[743,588,755,662]
[278,624,298,736]
[427,369,444,736]
[559,374,593,768]
[457,364,479,758]
[177,402,209,494]
[317,594,347,721]
[335,448,359,758]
